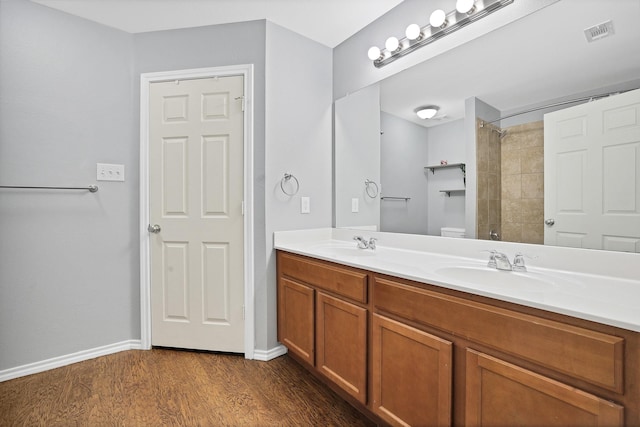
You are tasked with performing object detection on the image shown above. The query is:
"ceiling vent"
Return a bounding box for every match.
[584,20,615,43]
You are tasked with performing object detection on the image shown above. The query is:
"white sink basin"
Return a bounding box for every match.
[434,265,560,292]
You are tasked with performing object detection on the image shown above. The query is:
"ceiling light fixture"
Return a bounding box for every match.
[416,106,440,119]
[367,0,513,68]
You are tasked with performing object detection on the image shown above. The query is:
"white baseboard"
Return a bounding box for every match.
[252,344,288,361]
[0,339,143,382]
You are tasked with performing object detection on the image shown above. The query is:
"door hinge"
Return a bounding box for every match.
[235,96,245,111]
[241,201,245,216]
[242,305,245,320]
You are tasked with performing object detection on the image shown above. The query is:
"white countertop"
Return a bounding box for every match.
[274,228,640,333]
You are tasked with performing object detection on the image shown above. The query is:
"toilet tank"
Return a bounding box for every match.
[441,227,466,238]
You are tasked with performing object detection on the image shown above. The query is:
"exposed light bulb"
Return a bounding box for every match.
[456,0,475,14]
[367,46,381,60]
[405,24,422,40]
[385,36,400,52]
[416,106,439,119]
[429,9,447,28]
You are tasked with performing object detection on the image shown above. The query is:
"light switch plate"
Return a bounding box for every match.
[301,197,311,214]
[351,198,359,213]
[97,163,125,181]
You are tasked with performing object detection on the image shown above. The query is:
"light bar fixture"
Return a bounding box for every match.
[368,0,514,68]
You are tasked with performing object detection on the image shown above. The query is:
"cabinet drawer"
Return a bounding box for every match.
[279,252,368,303]
[374,276,624,393]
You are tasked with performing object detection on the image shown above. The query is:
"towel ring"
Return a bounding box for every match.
[280,173,300,196]
[365,179,379,198]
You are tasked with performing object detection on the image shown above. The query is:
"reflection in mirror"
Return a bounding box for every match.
[334,0,640,252]
[334,84,380,231]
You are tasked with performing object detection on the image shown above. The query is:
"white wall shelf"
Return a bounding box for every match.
[425,162,466,189]
[440,189,466,197]
[425,162,466,174]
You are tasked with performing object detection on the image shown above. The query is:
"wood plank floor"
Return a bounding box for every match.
[0,349,376,426]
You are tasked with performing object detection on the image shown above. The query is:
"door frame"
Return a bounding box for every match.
[139,65,255,359]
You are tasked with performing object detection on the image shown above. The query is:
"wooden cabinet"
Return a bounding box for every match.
[373,276,625,393]
[317,292,367,404]
[372,313,452,427]
[277,277,315,366]
[276,250,639,426]
[373,274,634,427]
[465,349,623,427]
[277,252,369,404]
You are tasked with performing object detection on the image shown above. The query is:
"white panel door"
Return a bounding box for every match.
[544,88,640,252]
[149,76,245,352]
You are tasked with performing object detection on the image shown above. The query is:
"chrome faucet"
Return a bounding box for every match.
[493,252,513,271]
[484,250,512,270]
[353,236,377,250]
[353,236,369,249]
[486,250,531,272]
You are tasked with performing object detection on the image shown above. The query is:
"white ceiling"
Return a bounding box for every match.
[31,0,403,48]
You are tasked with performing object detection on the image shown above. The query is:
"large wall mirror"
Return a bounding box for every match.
[334,0,640,252]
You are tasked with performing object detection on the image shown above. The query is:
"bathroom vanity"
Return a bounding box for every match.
[275,229,640,427]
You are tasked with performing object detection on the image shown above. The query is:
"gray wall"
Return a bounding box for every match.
[379,112,428,234]
[426,119,466,236]
[264,22,333,350]
[0,0,137,370]
[1,1,333,372]
[334,84,381,230]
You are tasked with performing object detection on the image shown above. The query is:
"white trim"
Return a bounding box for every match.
[252,345,288,362]
[0,340,142,382]
[139,65,255,359]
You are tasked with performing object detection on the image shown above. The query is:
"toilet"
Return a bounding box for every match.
[441,227,466,238]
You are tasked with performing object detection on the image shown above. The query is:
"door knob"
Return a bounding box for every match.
[148,224,161,233]
[544,219,555,226]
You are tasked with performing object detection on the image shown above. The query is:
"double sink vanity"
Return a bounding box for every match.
[275,228,640,426]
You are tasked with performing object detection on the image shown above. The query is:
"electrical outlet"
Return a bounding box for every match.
[351,198,359,213]
[301,197,311,214]
[97,163,125,182]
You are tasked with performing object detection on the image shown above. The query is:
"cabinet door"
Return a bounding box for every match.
[277,277,315,366]
[316,292,367,404]
[372,314,453,427]
[465,349,624,427]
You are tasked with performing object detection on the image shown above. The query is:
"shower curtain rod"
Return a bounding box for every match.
[481,87,638,126]
[0,185,99,192]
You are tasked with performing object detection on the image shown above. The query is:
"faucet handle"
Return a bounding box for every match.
[368,237,377,250]
[481,250,498,268]
[513,253,536,272]
[353,235,368,249]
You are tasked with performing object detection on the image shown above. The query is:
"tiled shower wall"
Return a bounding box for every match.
[476,119,501,241]
[476,119,544,244]
[500,121,545,244]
